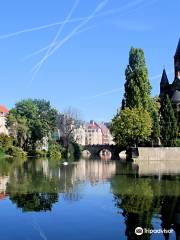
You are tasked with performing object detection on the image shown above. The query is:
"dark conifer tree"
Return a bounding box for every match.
[160,94,177,146]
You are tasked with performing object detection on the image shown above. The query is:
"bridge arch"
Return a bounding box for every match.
[82,149,91,158]
[99,148,112,159]
[82,144,122,160]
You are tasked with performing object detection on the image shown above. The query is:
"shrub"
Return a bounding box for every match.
[48,142,62,160]
[65,142,81,161]
[0,134,13,151]
[176,138,180,147]
[72,142,81,160]
[7,146,27,158]
[0,147,5,158]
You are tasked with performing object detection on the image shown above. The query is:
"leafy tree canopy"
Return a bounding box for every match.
[7,99,58,150]
[111,107,152,147]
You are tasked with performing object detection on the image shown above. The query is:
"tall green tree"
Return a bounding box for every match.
[111,107,152,147]
[113,47,160,147]
[124,47,151,109]
[160,94,177,146]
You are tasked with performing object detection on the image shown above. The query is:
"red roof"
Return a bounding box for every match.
[88,124,98,129]
[0,105,8,114]
[86,121,100,130]
[0,192,7,200]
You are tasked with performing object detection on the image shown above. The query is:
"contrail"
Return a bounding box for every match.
[33,0,80,80]
[29,0,156,84]
[0,0,146,41]
[22,25,96,61]
[31,0,110,79]
[31,0,147,74]
[32,217,48,240]
[98,0,144,17]
[150,68,174,81]
[0,17,85,40]
[28,0,148,63]
[90,87,123,99]
[87,68,172,99]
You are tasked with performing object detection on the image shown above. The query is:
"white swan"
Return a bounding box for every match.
[63,162,68,166]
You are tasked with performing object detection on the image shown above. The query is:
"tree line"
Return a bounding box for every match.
[111,47,178,147]
[0,99,81,159]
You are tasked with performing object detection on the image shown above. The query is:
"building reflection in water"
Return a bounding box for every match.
[0,158,116,210]
[0,176,9,200]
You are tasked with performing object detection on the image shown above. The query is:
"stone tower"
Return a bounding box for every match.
[160,39,180,126]
[160,68,169,99]
[174,39,180,80]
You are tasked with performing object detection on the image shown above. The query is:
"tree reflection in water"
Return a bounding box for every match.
[111,172,180,240]
[0,157,180,239]
[111,176,153,240]
[5,158,82,211]
[9,193,58,212]
[2,158,116,212]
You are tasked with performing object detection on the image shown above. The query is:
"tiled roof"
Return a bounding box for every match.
[0,105,8,114]
[87,124,99,129]
[0,192,7,200]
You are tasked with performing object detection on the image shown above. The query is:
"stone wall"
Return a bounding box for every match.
[136,147,180,161]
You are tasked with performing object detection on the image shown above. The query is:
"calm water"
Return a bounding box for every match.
[0,158,179,240]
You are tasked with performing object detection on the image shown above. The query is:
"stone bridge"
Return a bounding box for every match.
[82,144,122,159]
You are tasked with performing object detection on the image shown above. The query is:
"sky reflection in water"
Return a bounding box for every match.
[0,158,179,240]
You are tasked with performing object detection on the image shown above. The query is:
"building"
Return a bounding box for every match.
[58,113,114,146]
[85,121,103,145]
[36,136,49,151]
[98,123,114,145]
[160,39,180,125]
[73,120,114,146]
[0,105,9,135]
[73,125,86,146]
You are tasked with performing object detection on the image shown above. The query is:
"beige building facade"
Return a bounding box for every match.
[73,120,114,146]
[0,105,9,135]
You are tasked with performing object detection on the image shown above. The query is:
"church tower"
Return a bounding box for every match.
[172,39,180,94]
[160,39,180,128]
[160,69,169,99]
[174,39,180,80]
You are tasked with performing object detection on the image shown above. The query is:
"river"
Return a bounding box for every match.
[0,158,179,240]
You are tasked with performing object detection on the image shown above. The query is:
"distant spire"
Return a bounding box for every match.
[160,69,169,85]
[175,38,180,56]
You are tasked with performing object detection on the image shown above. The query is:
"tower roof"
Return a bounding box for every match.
[171,90,180,104]
[160,69,169,85]
[175,38,180,56]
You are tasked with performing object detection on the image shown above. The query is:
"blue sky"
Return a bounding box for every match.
[0,0,179,121]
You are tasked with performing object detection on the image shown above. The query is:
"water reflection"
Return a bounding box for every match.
[111,161,180,240]
[134,160,180,177]
[0,158,116,211]
[0,158,179,239]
